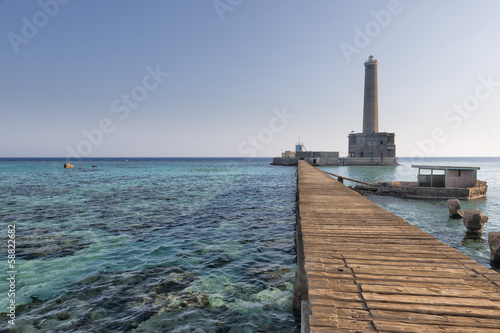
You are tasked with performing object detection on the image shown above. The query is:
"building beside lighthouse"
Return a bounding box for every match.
[342,55,397,165]
[272,55,397,166]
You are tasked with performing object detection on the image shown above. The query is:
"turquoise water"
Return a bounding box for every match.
[3,157,499,332]
[319,157,500,271]
[0,158,299,332]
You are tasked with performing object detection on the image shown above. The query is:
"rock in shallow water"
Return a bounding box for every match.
[488,232,500,265]
[204,254,233,269]
[447,198,464,219]
[244,263,292,290]
[463,210,488,233]
[16,230,93,260]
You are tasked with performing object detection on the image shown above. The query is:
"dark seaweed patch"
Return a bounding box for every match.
[1,266,207,332]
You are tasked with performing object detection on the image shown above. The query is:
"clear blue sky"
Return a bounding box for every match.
[2,0,500,157]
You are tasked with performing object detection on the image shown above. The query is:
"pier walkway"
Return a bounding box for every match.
[295,161,500,332]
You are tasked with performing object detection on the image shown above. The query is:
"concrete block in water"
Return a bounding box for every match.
[463,210,488,233]
[488,232,500,264]
[488,231,500,264]
[447,198,464,219]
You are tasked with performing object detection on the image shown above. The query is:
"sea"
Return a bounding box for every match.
[0,158,299,332]
[1,157,499,332]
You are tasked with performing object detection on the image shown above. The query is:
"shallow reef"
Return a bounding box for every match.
[0,265,208,333]
[15,230,94,260]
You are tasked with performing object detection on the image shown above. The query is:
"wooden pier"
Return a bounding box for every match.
[294,161,500,332]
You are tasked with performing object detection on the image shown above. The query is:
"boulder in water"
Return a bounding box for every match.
[463,210,488,233]
[488,232,500,265]
[447,198,464,219]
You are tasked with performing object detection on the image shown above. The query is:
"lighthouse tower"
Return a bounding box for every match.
[363,55,379,133]
[345,55,397,165]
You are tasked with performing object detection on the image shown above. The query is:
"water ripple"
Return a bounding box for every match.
[0,158,299,332]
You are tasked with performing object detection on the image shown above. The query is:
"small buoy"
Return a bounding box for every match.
[79,167,83,169]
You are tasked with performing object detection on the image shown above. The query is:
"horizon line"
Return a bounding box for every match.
[2,156,500,159]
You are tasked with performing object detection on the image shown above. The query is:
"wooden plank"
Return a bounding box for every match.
[365,300,500,319]
[370,310,500,329]
[362,292,500,308]
[373,320,500,332]
[360,284,490,299]
[351,267,480,278]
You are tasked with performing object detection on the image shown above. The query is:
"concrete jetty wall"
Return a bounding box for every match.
[294,160,500,332]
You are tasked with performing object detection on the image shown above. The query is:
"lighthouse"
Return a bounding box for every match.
[345,55,397,165]
[363,55,379,133]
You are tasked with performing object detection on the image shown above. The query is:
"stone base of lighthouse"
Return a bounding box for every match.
[346,132,397,165]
